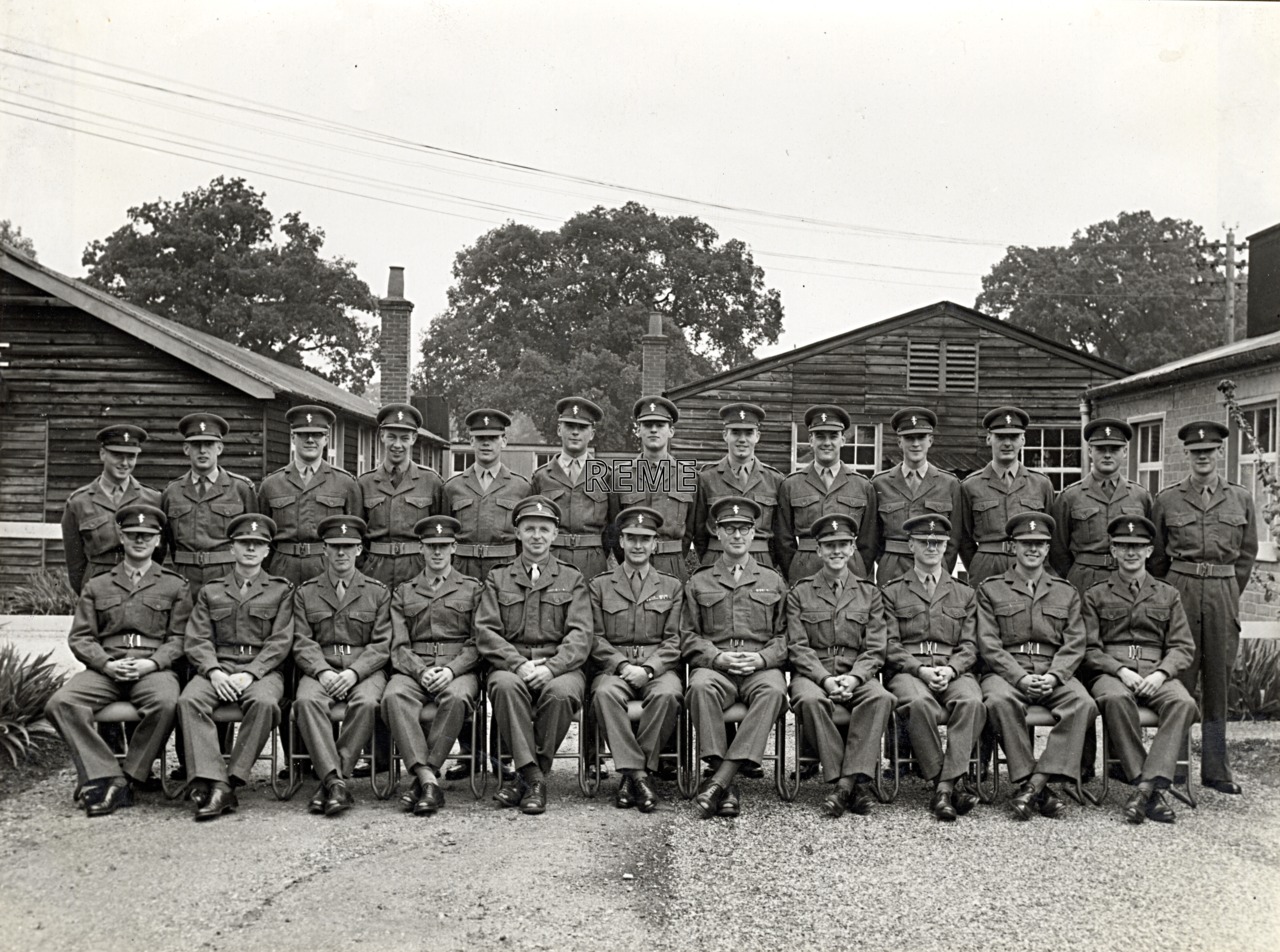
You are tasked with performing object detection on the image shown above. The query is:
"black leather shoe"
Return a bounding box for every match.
[848,784,874,816]
[931,788,957,822]
[693,780,727,819]
[633,775,660,814]
[586,764,611,783]
[351,757,372,779]
[1009,782,1038,820]
[307,784,327,814]
[187,780,212,808]
[1038,786,1065,819]
[86,780,133,817]
[520,780,547,815]
[1123,789,1147,824]
[821,786,850,818]
[717,784,741,818]
[614,776,635,810]
[788,762,820,782]
[952,778,980,816]
[280,760,314,782]
[75,780,107,811]
[414,783,445,816]
[1205,779,1243,795]
[495,777,525,808]
[168,766,188,784]
[323,779,354,816]
[1145,791,1176,823]
[740,762,766,780]
[444,760,475,781]
[195,785,238,821]
[400,779,422,813]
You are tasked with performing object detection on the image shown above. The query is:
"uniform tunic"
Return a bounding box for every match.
[258,462,363,586]
[871,464,962,583]
[693,456,785,569]
[358,462,446,589]
[161,469,257,595]
[1049,474,1152,593]
[614,456,698,581]
[531,457,616,581]
[444,464,531,581]
[776,464,878,584]
[958,464,1055,585]
[61,477,164,593]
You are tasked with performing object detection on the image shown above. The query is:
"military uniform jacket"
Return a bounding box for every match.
[1151,478,1258,593]
[258,461,363,545]
[184,572,295,679]
[693,456,785,561]
[444,464,531,545]
[882,572,979,677]
[161,469,257,555]
[61,477,164,592]
[589,565,682,678]
[68,562,192,674]
[680,557,788,669]
[1049,474,1151,576]
[958,463,1055,565]
[390,571,482,679]
[292,570,392,680]
[474,557,592,678]
[776,463,878,575]
[615,456,697,549]
[359,462,446,546]
[531,457,616,545]
[871,464,962,570]
[976,570,1086,687]
[786,573,887,684]
[1082,574,1194,681]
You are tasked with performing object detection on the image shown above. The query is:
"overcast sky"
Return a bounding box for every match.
[2,1,1278,378]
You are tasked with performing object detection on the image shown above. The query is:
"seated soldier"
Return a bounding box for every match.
[1083,516,1198,824]
[178,514,295,820]
[787,514,894,818]
[882,514,984,821]
[291,515,392,816]
[380,515,483,817]
[977,513,1097,820]
[45,504,192,816]
[589,506,683,814]
[475,495,592,815]
[682,496,788,820]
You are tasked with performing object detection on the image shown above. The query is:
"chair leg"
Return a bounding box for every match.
[369,722,395,801]
[776,712,798,801]
[676,705,696,799]
[469,692,488,801]
[270,726,288,800]
[1098,719,1112,806]
[879,709,900,804]
[160,732,182,799]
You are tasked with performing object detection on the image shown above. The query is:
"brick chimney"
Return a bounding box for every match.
[379,266,414,402]
[641,311,668,395]
[1246,223,1280,339]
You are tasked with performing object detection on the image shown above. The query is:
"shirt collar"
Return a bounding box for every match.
[901,461,929,479]
[820,569,849,591]
[328,570,355,589]
[233,568,262,586]
[991,460,1020,480]
[622,562,650,581]
[913,567,940,587]
[558,452,587,471]
[296,459,319,477]
[729,457,755,477]
[476,463,501,480]
[99,475,128,495]
[127,559,153,578]
[425,567,452,586]
[521,556,550,575]
[382,459,410,476]
[1190,473,1221,494]
[191,468,220,485]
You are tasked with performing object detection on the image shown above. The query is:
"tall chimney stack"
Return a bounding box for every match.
[379,266,414,402]
[641,311,668,395]
[1246,223,1280,339]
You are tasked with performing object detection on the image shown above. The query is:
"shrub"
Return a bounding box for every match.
[1229,638,1280,721]
[1,570,78,615]
[0,643,67,767]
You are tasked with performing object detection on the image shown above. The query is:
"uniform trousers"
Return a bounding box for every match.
[1171,574,1239,783]
[293,671,388,780]
[982,672,1096,784]
[964,552,1014,587]
[688,667,786,767]
[175,563,235,602]
[790,675,892,782]
[361,552,424,591]
[1065,563,1111,595]
[380,672,480,772]
[178,672,284,784]
[650,551,690,582]
[266,551,325,587]
[874,553,915,586]
[590,671,682,772]
[887,671,985,782]
[1090,674,1198,785]
[455,555,510,583]
[46,669,179,784]
[488,668,585,774]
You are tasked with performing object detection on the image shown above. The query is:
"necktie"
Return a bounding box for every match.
[568,459,582,485]
[906,468,921,490]
[737,466,750,490]
[300,466,313,486]
[529,563,540,584]
[629,570,643,599]
[1201,485,1213,504]
[925,574,936,598]
[1028,580,1036,598]
[1003,470,1014,488]
[1130,579,1141,598]
[732,564,743,583]
[833,577,844,599]
[335,579,347,600]
[428,575,442,592]
[1103,478,1117,497]
[479,470,492,491]
[195,477,207,500]
[390,468,403,489]
[820,467,834,490]
[239,577,252,594]
[108,482,124,504]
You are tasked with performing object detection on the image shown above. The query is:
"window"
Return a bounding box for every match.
[907,340,979,392]
[1237,401,1277,556]
[1132,418,1163,494]
[535,452,557,469]
[792,422,880,478]
[1022,426,1082,493]
[451,450,475,475]
[356,425,376,475]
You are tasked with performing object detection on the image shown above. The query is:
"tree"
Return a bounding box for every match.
[416,202,784,449]
[0,220,37,259]
[976,211,1246,371]
[82,177,378,390]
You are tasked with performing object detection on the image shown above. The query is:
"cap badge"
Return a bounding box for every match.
[250,521,258,533]
[1029,520,1037,531]
[636,514,645,525]
[122,432,131,442]
[397,410,404,421]
[820,413,828,423]
[739,409,746,420]
[649,403,656,413]
[535,502,544,512]
[1198,428,1205,440]
[305,413,313,425]
[911,415,918,426]
[1128,522,1135,534]
[435,524,443,535]
[830,520,838,532]
[929,520,936,531]
[340,524,348,535]
[1104,426,1111,437]
[572,404,579,415]
[137,513,145,525]
[199,421,207,433]
[1005,414,1013,426]
[483,416,490,426]
[732,505,740,516]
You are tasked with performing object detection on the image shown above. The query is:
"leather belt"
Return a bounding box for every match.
[172,550,237,566]
[553,532,603,549]
[976,541,1012,555]
[1010,641,1055,656]
[454,543,517,559]
[883,538,914,555]
[654,540,687,555]
[216,644,261,658]
[321,643,366,659]
[102,632,164,650]
[514,644,560,660]
[275,542,320,557]
[708,540,770,554]
[410,641,466,661]
[1170,560,1235,578]
[1104,644,1164,664]
[724,637,769,652]
[88,550,125,565]
[1072,552,1116,569]
[796,539,820,552]
[904,640,949,658]
[369,541,419,556]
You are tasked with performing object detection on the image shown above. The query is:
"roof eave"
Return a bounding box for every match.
[1086,342,1280,399]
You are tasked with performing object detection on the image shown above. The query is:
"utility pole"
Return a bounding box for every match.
[1225,228,1237,345]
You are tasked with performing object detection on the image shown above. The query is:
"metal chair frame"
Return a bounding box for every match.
[488,686,598,798]
[976,704,1098,806]
[379,680,492,801]
[885,707,987,803]
[687,700,792,801]
[93,700,184,799]
[589,694,691,800]
[1098,705,1196,808]
[790,703,892,803]
[209,702,284,800]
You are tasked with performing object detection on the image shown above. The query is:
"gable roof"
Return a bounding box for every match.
[1085,326,1280,400]
[666,300,1130,398]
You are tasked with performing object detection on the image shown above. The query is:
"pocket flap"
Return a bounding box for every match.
[347,610,375,623]
[1070,506,1101,520]
[992,601,1022,617]
[210,606,235,621]
[694,588,727,607]
[942,605,969,620]
[494,496,517,511]
[166,502,194,517]
[790,492,821,508]
[248,605,278,620]
[1165,511,1197,528]
[800,610,833,624]
[748,588,781,607]
[1217,509,1247,527]
[542,589,573,606]
[316,494,345,508]
[210,501,244,517]
[971,498,998,513]
[1041,604,1069,619]
[497,590,525,606]
[141,596,173,611]
[843,608,870,624]
[82,513,112,531]
[879,500,906,514]
[924,499,952,513]
[268,494,297,508]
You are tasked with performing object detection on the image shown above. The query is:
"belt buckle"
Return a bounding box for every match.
[336,643,352,656]
[476,545,487,558]
[297,542,311,557]
[195,551,207,566]
[123,632,139,649]
[1105,554,1116,570]
[1196,562,1209,578]
[1128,644,1139,660]
[922,640,936,656]
[238,645,252,656]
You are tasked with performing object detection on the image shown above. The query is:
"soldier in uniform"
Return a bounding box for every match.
[161,412,257,599]
[291,515,392,816]
[588,505,683,813]
[176,514,294,820]
[882,514,985,821]
[380,515,483,817]
[1152,421,1258,794]
[475,496,593,816]
[258,405,363,587]
[787,513,894,818]
[1083,516,1198,824]
[977,513,1095,820]
[444,408,532,582]
[359,402,446,591]
[693,402,785,570]
[958,407,1056,586]
[45,504,192,816]
[872,407,961,584]
[776,405,878,585]
[62,424,164,594]
[682,496,789,819]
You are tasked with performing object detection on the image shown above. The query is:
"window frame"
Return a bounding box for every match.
[1128,413,1165,496]
[1021,425,1083,493]
[1231,397,1278,561]
[791,421,880,477]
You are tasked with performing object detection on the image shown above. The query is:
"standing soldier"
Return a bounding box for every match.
[872,407,961,584]
[445,408,532,583]
[258,405,363,587]
[616,396,697,581]
[881,515,984,821]
[776,405,878,585]
[589,505,683,813]
[958,407,1055,586]
[161,412,257,599]
[176,514,294,821]
[1152,421,1258,795]
[62,424,164,594]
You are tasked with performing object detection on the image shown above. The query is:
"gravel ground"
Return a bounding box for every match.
[1,723,1278,952]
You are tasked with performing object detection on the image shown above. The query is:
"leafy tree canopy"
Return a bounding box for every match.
[976,210,1245,371]
[416,202,784,449]
[82,177,378,390]
[0,220,37,259]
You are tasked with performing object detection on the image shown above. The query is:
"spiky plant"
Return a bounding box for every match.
[0,644,66,767]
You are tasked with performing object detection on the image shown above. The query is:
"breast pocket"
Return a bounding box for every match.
[497,588,526,632]
[923,497,953,514]
[790,491,822,522]
[95,593,127,629]
[1040,603,1069,641]
[539,589,574,634]
[940,604,969,643]
[1099,607,1128,638]
[247,604,279,640]
[642,600,674,641]
[267,493,298,514]
[799,609,836,648]
[992,601,1027,643]
[139,594,177,631]
[835,490,867,515]
[345,609,376,643]
[893,603,927,641]
[839,607,869,650]
[81,512,115,549]
[970,496,1000,532]
[208,605,236,640]
[315,494,346,511]
[694,587,727,629]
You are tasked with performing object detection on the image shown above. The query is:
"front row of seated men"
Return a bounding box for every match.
[46,494,1197,826]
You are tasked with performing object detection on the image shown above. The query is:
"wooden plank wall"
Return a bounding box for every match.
[0,419,48,585]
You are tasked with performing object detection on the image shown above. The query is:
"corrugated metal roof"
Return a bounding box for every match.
[1085,328,1280,399]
